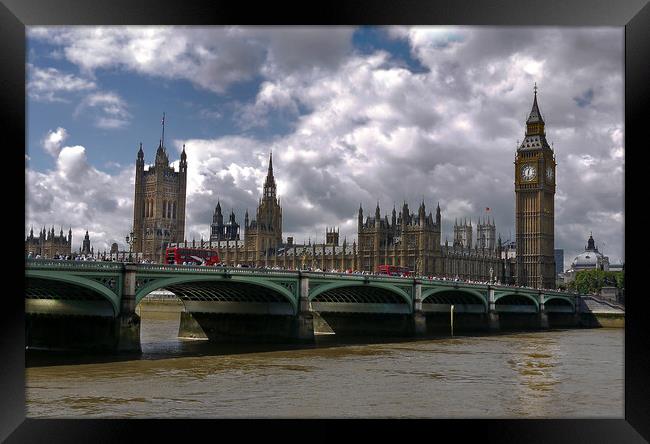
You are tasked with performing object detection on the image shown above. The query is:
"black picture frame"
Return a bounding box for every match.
[4,0,648,441]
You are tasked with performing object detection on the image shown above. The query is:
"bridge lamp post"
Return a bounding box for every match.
[489,267,494,284]
[126,230,136,263]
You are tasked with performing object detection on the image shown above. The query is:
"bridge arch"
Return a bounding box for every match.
[494,292,539,311]
[308,281,412,307]
[25,270,121,316]
[421,287,488,310]
[135,275,298,314]
[544,296,575,311]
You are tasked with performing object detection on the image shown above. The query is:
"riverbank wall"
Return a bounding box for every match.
[578,296,625,328]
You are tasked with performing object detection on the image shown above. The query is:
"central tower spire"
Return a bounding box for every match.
[526,83,545,136]
[263,151,276,199]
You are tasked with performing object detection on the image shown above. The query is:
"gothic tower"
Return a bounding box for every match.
[81,230,91,254]
[326,227,340,246]
[245,152,283,261]
[210,200,225,241]
[515,85,556,288]
[453,218,473,249]
[477,217,496,250]
[132,116,187,262]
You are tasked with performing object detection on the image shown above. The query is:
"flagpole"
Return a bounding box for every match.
[161,112,165,148]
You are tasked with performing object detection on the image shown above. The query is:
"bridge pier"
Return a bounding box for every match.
[412,282,427,336]
[488,287,500,331]
[178,312,300,343]
[293,274,315,342]
[178,311,208,339]
[538,295,549,330]
[25,314,119,351]
[115,264,141,352]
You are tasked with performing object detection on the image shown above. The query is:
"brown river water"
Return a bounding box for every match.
[25,310,624,418]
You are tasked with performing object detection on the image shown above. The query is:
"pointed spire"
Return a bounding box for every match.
[526,83,544,125]
[137,142,144,159]
[155,137,168,166]
[263,150,276,198]
[161,112,166,148]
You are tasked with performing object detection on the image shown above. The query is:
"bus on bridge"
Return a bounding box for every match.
[165,246,220,266]
[377,264,412,277]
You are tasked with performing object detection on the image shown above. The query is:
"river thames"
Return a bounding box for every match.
[25,310,624,418]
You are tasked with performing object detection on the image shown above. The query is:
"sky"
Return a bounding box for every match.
[25,26,624,269]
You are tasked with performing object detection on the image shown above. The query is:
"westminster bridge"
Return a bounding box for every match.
[26,259,585,352]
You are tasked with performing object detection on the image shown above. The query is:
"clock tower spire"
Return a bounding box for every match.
[514,84,556,289]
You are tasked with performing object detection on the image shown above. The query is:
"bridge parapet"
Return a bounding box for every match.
[26,259,124,271]
[136,263,300,277]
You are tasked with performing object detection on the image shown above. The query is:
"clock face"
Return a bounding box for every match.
[521,164,536,181]
[546,167,554,181]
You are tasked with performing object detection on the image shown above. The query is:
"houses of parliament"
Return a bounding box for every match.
[124,86,555,287]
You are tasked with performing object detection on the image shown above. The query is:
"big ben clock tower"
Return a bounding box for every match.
[515,84,556,289]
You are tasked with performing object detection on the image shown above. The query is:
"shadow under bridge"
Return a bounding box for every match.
[421,288,488,314]
[309,282,412,314]
[25,276,118,317]
[138,278,298,316]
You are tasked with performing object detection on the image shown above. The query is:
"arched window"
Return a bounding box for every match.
[167,201,172,218]
[162,201,167,219]
[172,202,177,219]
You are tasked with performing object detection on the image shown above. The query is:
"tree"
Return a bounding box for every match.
[568,269,624,294]
[615,272,625,290]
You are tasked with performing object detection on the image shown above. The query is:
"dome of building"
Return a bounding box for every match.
[568,233,609,271]
[572,250,601,268]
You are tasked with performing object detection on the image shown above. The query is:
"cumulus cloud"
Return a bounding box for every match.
[27,64,96,102]
[75,91,131,129]
[26,27,624,267]
[41,127,68,157]
[27,26,355,94]
[26,134,134,252]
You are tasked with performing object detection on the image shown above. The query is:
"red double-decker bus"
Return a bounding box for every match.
[165,247,221,266]
[377,264,412,277]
